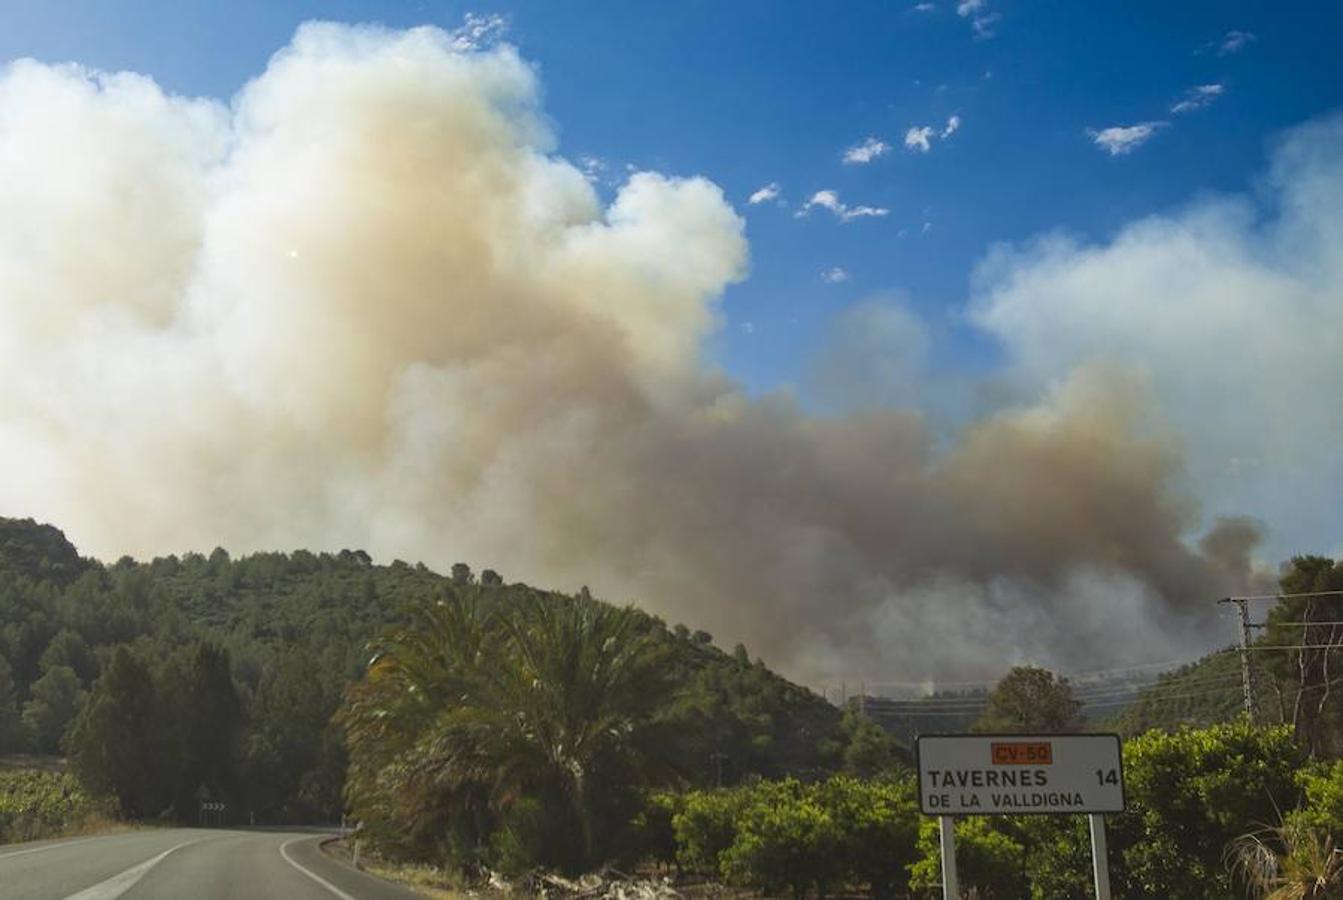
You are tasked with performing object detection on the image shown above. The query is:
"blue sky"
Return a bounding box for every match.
[7,1,1342,397]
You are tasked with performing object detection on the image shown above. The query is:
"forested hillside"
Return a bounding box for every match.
[0,516,854,826]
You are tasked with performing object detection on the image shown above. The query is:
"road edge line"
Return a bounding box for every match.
[280,836,357,900]
[0,836,100,861]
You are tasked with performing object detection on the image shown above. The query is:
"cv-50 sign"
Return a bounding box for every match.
[916,733,1123,815]
[917,734,1125,900]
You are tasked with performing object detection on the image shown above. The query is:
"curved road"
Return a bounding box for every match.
[0,829,423,899]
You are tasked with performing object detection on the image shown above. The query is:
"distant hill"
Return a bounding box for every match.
[0,518,86,586]
[0,515,846,818]
[1104,650,1245,733]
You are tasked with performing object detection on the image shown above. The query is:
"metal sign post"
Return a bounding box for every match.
[938,815,959,899]
[917,733,1124,898]
[1089,813,1111,900]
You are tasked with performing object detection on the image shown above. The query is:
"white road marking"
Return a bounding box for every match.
[280,837,356,900]
[0,836,99,861]
[62,839,200,900]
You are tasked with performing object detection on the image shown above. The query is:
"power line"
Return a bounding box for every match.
[1085,684,1244,709]
[860,676,1245,716]
[1251,621,1343,628]
[867,671,1240,703]
[859,657,1219,693]
[871,683,1246,717]
[863,687,1242,716]
[1244,644,1343,652]
[1223,590,1343,602]
[1217,590,1343,723]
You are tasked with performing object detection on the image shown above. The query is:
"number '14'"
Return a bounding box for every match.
[1095,769,1119,785]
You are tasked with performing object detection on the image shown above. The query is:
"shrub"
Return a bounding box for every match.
[909,815,1028,898]
[719,781,841,899]
[0,768,109,842]
[670,776,922,896]
[672,784,750,874]
[817,775,920,897]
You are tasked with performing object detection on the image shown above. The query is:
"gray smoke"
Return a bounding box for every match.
[2,22,1335,683]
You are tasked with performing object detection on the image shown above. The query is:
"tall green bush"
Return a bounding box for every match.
[0,769,108,842]
[909,815,1028,898]
[670,776,922,897]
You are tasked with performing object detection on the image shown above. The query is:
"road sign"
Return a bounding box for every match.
[917,733,1124,899]
[916,733,1124,816]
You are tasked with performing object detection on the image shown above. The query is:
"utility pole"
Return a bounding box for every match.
[1220,597,1257,722]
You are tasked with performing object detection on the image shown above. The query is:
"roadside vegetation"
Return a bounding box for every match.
[0,763,115,843]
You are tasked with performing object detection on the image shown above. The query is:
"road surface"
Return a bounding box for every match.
[0,828,424,899]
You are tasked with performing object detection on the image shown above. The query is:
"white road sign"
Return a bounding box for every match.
[916,733,1124,815]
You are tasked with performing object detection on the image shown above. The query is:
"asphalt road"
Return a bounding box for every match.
[0,828,424,899]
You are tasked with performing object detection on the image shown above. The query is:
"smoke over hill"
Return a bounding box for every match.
[3,22,1339,681]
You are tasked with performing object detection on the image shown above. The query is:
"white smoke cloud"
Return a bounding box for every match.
[973,113,1343,562]
[0,21,1318,684]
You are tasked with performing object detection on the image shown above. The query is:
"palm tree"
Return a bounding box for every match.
[340,585,679,874]
[1227,823,1343,899]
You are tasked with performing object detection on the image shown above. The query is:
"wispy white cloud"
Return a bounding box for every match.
[798,190,890,222]
[970,12,1001,38]
[1171,83,1225,115]
[821,266,850,283]
[843,137,891,164]
[913,2,937,11]
[842,205,889,221]
[956,0,1000,38]
[578,154,607,183]
[1087,122,1165,156]
[905,126,935,153]
[905,116,961,153]
[1219,30,1256,55]
[448,12,509,50]
[748,182,781,205]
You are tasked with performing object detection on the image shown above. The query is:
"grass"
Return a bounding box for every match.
[321,837,465,899]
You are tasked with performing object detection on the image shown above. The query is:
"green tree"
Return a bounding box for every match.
[718,780,841,899]
[243,649,344,823]
[22,665,84,753]
[1260,556,1343,757]
[163,643,243,817]
[0,654,22,752]
[67,648,166,818]
[1294,758,1343,832]
[820,775,920,898]
[909,815,1028,898]
[974,666,1082,733]
[672,785,748,874]
[1024,722,1304,898]
[38,629,95,685]
[840,708,907,777]
[341,587,679,874]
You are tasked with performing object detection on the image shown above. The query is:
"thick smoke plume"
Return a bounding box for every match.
[1,23,1335,682]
